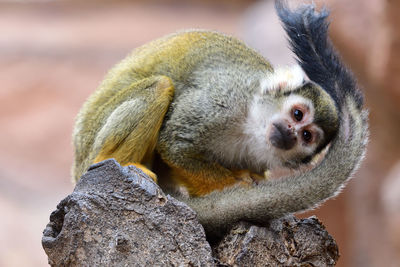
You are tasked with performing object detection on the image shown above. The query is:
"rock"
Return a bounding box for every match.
[42,159,339,266]
[42,159,214,266]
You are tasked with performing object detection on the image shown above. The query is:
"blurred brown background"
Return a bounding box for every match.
[1,0,399,266]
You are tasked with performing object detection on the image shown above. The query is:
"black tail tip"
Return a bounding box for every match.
[274,0,330,26]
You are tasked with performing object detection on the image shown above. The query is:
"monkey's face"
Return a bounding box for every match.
[268,94,325,167]
[239,68,338,171]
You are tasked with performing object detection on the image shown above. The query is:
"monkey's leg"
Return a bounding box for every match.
[167,158,260,197]
[92,76,174,181]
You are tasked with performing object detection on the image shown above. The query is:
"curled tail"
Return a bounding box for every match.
[185,100,368,238]
[182,1,369,238]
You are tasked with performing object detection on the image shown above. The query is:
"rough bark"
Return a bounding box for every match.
[42,159,339,266]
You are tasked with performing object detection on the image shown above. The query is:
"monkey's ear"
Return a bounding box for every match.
[260,65,305,94]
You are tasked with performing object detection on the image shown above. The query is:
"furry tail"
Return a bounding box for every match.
[275,0,364,110]
[181,2,369,240]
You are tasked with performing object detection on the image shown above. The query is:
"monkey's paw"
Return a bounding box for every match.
[232,169,266,186]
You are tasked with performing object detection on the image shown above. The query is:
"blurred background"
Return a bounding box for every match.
[1,0,399,266]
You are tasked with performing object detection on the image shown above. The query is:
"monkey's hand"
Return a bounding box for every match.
[232,170,266,185]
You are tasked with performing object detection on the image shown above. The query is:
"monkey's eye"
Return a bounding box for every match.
[293,109,303,121]
[302,130,313,143]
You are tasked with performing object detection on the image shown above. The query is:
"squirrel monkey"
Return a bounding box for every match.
[73,1,368,238]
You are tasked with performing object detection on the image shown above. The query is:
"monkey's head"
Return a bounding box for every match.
[266,81,339,167]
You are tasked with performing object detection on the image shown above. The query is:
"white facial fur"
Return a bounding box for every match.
[241,94,283,169]
[241,93,324,171]
[208,65,323,172]
[260,65,305,94]
[242,66,323,170]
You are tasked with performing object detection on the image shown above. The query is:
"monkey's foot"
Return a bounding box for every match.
[232,170,266,186]
[125,162,158,183]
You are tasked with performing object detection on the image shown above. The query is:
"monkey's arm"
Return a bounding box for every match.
[89,76,174,180]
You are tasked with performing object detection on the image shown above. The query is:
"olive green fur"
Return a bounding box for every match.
[72,30,273,182]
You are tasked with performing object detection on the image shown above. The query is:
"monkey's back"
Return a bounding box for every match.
[72,30,272,181]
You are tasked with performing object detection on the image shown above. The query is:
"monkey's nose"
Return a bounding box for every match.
[269,123,297,150]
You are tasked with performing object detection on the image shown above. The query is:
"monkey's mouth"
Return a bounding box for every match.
[269,123,297,150]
